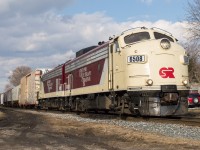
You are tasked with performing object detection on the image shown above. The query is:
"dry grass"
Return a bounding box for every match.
[0,111,6,120]
[1,107,200,149]
[43,115,200,149]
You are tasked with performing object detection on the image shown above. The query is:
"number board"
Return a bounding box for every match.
[127,55,145,63]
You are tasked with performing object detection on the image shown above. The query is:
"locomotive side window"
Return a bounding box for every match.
[124,32,150,44]
[114,41,120,52]
[154,32,174,42]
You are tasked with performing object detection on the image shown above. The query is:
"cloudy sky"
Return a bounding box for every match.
[0,0,190,92]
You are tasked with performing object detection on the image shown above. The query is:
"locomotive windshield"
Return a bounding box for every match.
[124,32,150,44]
[154,32,174,42]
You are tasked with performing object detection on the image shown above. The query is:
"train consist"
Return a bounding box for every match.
[1,27,190,116]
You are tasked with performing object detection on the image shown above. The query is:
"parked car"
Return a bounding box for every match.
[188,93,200,107]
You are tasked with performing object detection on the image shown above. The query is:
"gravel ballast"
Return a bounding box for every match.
[37,111,200,141]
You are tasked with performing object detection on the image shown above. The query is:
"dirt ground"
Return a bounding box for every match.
[0,107,200,150]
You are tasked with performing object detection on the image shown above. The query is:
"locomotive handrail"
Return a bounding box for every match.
[121,27,148,35]
[151,27,172,36]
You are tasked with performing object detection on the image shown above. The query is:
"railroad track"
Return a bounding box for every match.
[79,111,200,127]
[1,106,200,127]
[135,115,200,127]
[179,117,200,126]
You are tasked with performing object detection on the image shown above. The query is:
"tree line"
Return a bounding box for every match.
[185,0,200,83]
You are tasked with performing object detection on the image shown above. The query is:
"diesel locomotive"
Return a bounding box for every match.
[3,27,190,116]
[38,27,190,116]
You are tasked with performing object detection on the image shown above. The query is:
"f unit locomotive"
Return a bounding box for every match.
[38,27,189,116]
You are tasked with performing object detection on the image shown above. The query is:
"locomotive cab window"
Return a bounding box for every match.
[124,32,150,44]
[154,32,174,42]
[114,41,120,52]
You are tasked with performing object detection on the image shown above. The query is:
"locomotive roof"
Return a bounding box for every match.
[65,42,109,65]
[76,45,98,58]
[41,42,109,80]
[42,27,177,79]
[41,63,64,76]
[121,27,174,38]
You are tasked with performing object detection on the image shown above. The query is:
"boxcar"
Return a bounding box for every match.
[20,69,43,108]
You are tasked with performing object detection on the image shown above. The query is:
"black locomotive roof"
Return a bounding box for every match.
[76,45,98,58]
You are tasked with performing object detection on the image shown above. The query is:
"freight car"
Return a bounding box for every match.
[20,69,40,108]
[3,69,50,108]
[38,27,190,116]
[3,88,12,107]
[3,85,20,107]
[0,93,4,105]
[12,85,20,107]
[19,69,51,108]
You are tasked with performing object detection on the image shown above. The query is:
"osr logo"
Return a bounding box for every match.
[159,67,175,78]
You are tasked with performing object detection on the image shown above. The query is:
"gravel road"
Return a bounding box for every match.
[0,107,200,150]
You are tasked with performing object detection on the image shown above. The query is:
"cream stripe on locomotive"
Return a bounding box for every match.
[42,46,108,81]
[65,46,108,73]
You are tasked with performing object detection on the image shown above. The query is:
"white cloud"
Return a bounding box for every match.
[0,0,74,15]
[0,0,11,13]
[127,20,188,42]
[0,1,188,92]
[140,0,153,4]
[139,0,175,5]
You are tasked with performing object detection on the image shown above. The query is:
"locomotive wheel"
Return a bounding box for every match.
[104,110,109,113]
[81,104,87,113]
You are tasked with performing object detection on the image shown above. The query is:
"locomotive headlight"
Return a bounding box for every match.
[160,39,171,49]
[182,79,188,85]
[194,98,199,104]
[146,79,153,86]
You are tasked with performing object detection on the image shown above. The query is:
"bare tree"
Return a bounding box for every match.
[184,42,200,83]
[8,66,32,86]
[185,0,200,84]
[4,84,13,92]
[186,0,200,41]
